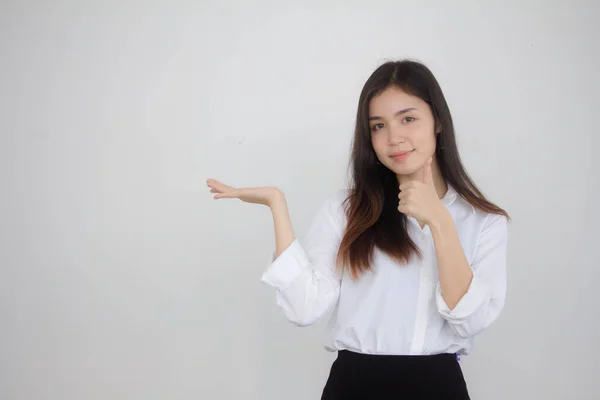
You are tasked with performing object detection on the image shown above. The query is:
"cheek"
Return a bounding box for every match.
[371,135,386,156]
[413,130,436,152]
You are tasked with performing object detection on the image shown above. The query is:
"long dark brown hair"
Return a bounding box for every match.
[336,60,509,279]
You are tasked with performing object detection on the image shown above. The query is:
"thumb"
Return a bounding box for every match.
[423,157,434,186]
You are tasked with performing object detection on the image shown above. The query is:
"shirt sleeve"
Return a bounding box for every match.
[435,213,509,338]
[260,192,346,327]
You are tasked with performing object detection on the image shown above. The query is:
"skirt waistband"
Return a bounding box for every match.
[337,349,458,364]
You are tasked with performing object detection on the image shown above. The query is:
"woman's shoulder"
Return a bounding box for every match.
[314,189,351,224]
[324,189,351,205]
[451,193,509,240]
[451,188,508,222]
[465,203,509,237]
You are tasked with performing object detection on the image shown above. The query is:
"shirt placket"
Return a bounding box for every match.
[408,218,435,355]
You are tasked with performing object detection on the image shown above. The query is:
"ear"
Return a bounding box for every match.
[435,121,442,135]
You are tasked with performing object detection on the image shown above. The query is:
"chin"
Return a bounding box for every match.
[386,162,420,176]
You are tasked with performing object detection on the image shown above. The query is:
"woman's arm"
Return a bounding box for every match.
[396,159,508,338]
[269,191,297,258]
[261,192,346,327]
[431,213,508,338]
[429,212,473,310]
[207,178,344,327]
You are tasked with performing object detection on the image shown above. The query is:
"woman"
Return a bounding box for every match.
[207,60,509,399]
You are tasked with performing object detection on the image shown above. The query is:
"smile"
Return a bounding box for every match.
[390,150,414,162]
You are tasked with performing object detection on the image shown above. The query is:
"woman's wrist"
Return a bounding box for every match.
[428,207,454,237]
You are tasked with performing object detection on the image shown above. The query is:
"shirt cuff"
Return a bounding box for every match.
[435,271,489,321]
[260,239,309,289]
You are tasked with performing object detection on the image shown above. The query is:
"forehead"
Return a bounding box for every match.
[369,86,427,116]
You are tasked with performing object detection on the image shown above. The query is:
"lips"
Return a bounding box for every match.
[390,149,414,162]
[391,150,413,157]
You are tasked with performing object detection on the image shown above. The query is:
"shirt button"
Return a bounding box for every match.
[424,277,429,282]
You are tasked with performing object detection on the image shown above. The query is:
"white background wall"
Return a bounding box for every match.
[1,1,598,399]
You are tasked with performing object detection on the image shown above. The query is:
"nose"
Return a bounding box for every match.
[388,124,406,145]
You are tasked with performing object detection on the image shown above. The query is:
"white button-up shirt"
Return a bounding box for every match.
[260,185,508,356]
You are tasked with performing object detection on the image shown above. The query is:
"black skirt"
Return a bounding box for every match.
[321,350,470,400]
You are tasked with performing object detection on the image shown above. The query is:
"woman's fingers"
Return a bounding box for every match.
[207,179,235,192]
[207,178,231,191]
[207,179,278,206]
[206,178,224,189]
[214,190,239,199]
[206,179,239,199]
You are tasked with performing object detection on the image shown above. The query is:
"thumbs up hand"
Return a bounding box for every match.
[397,157,447,227]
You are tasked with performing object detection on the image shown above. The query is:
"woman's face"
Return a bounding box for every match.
[369,86,438,181]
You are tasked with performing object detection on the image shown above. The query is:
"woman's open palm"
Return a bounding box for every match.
[206,178,281,207]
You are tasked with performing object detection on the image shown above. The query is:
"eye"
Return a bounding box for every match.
[403,116,416,123]
[371,123,384,131]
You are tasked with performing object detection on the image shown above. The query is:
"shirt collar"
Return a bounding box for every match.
[441,184,458,207]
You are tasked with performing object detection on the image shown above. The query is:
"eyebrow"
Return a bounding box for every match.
[368,107,417,121]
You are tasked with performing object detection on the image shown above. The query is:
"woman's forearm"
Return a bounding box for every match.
[269,191,296,258]
[429,212,473,310]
